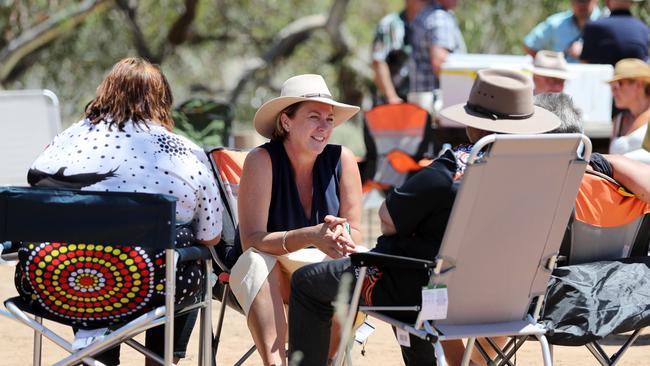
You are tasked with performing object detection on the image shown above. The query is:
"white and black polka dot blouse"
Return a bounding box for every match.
[29,119,222,242]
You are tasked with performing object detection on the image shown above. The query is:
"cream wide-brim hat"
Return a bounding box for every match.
[532,50,571,80]
[441,69,561,134]
[253,74,360,139]
[607,58,650,84]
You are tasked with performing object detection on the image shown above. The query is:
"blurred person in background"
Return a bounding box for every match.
[607,58,650,155]
[409,0,466,113]
[531,50,572,94]
[581,0,649,65]
[524,0,602,63]
[371,0,428,105]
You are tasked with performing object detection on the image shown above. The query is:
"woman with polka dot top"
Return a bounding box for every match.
[28,57,222,366]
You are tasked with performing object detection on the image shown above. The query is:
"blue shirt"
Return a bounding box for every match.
[524,8,602,63]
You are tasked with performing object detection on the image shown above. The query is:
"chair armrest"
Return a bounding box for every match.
[176,245,212,263]
[350,251,435,270]
[1,241,18,253]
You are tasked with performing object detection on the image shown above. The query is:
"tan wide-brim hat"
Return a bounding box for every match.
[440,68,561,134]
[532,50,571,80]
[607,58,650,84]
[253,74,360,139]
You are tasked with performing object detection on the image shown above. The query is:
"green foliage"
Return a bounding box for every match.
[172,98,233,148]
[456,0,566,54]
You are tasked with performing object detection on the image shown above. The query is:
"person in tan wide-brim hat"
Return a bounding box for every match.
[230,73,362,365]
[531,50,572,94]
[253,74,360,139]
[441,68,561,136]
[607,58,650,84]
[606,58,650,155]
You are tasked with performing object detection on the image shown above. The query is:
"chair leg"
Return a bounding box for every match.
[212,282,230,360]
[586,342,611,366]
[33,316,43,366]
[434,340,448,366]
[485,337,514,366]
[164,249,176,366]
[233,346,257,366]
[200,260,213,366]
[609,328,642,366]
[536,334,553,366]
[460,338,475,366]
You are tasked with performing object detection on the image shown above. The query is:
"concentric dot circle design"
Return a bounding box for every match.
[25,242,156,322]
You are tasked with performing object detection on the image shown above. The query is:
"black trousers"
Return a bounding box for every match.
[288,257,436,365]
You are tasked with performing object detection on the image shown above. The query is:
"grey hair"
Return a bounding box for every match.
[533,92,584,134]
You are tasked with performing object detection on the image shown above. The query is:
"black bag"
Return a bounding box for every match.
[541,257,650,346]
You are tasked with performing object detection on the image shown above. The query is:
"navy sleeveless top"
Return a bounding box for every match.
[224,140,342,267]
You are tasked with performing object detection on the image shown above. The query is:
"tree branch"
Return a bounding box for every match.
[228,14,327,105]
[115,0,158,62]
[0,0,113,82]
[167,0,199,46]
[227,0,353,105]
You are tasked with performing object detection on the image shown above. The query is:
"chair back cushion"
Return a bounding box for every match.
[13,226,202,329]
[568,171,650,264]
[364,103,432,187]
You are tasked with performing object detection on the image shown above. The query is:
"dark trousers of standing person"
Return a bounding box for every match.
[288,257,436,366]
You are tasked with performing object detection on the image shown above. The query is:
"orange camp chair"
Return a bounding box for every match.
[361,103,434,193]
[565,170,650,264]
[205,147,258,365]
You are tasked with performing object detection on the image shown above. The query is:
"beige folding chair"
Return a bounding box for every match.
[335,133,590,366]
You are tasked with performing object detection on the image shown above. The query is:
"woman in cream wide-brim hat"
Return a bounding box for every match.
[607,58,650,155]
[228,74,362,364]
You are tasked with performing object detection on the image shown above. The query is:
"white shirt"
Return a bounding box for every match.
[30,119,222,241]
[610,124,648,155]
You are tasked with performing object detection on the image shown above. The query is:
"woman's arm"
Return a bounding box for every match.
[237,147,276,252]
[603,154,650,203]
[338,146,363,245]
[196,235,221,246]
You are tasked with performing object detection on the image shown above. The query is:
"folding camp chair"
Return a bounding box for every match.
[545,170,650,366]
[0,187,214,366]
[361,103,434,192]
[360,103,435,245]
[565,170,650,265]
[206,147,257,365]
[0,90,62,185]
[335,133,591,366]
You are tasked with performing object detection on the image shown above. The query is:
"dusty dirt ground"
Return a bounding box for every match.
[1,210,649,365]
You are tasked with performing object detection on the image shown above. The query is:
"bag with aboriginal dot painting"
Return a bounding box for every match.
[13,225,204,329]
